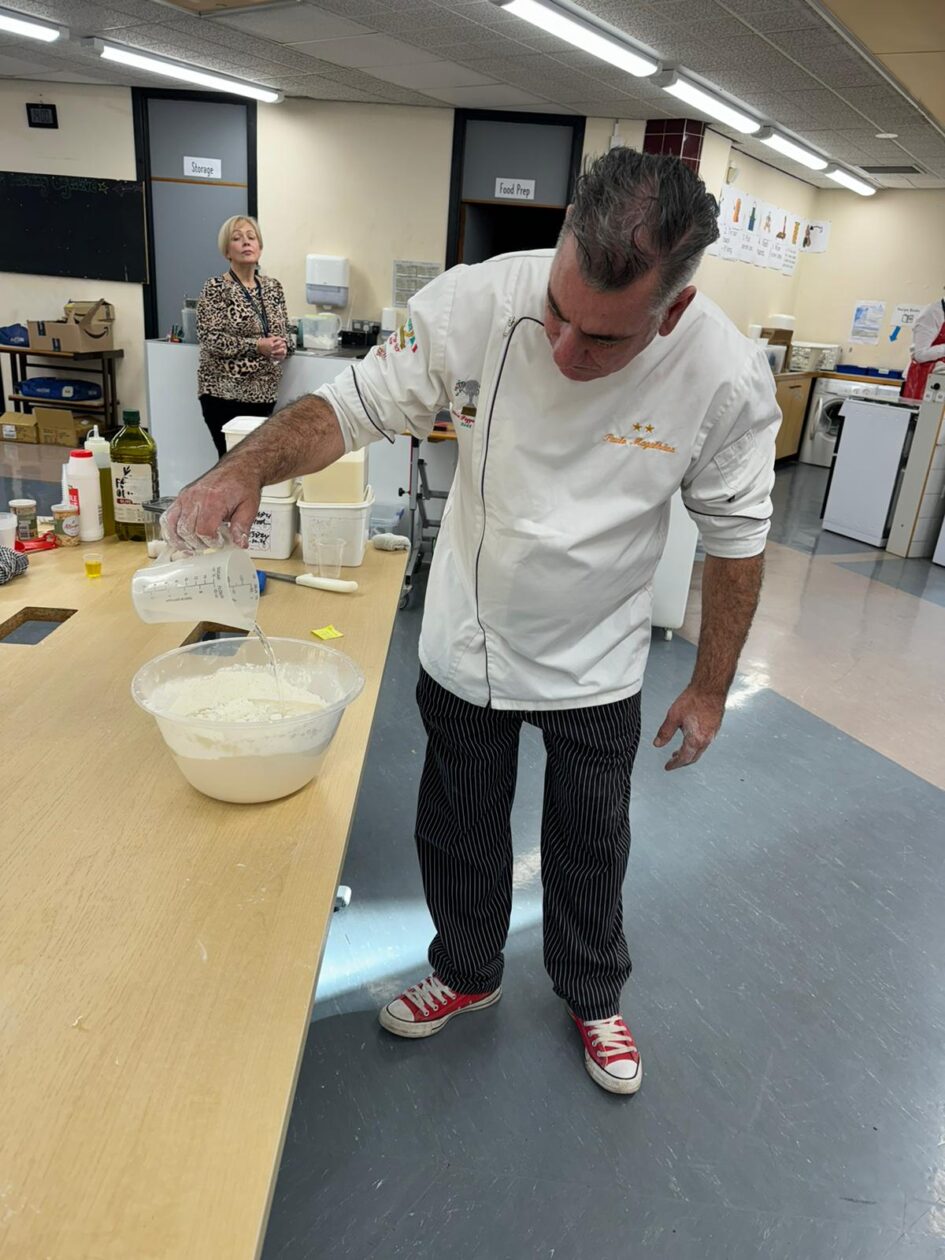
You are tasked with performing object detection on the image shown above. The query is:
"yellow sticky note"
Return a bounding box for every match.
[312,624,343,640]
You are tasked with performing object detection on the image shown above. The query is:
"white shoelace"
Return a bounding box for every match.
[405,974,456,1015]
[583,1015,637,1062]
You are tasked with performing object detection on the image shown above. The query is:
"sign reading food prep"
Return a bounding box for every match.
[183,155,222,180]
[495,177,536,201]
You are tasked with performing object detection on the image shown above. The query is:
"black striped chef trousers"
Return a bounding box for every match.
[415,667,643,1022]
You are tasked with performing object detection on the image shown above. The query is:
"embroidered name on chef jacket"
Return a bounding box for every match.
[603,426,677,454]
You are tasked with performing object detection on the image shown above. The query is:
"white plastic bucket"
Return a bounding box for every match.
[221,416,295,499]
[299,486,374,568]
[247,487,299,560]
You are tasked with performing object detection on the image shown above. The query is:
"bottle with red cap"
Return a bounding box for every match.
[66,448,104,543]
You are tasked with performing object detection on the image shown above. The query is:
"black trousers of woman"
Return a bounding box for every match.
[199,395,274,459]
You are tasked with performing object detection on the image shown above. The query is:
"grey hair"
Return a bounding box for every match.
[563,148,720,310]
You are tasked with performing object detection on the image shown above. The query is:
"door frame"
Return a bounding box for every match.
[132,87,258,340]
[444,108,586,268]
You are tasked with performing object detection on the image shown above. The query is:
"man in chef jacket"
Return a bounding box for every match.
[166,148,779,1096]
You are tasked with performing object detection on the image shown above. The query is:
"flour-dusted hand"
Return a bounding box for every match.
[653,686,725,771]
[162,463,263,552]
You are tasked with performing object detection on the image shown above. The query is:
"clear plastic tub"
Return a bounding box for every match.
[131,636,364,803]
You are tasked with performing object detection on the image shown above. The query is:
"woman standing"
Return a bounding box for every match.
[902,292,945,401]
[197,215,292,457]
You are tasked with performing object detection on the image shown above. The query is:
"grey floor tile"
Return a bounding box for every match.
[261,476,945,1259]
[836,556,945,609]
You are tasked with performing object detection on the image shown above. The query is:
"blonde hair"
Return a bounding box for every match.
[218,215,263,258]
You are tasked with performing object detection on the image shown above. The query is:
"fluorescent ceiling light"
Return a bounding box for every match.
[660,74,760,134]
[758,128,827,171]
[0,6,65,41]
[83,38,283,103]
[826,167,876,196]
[495,0,658,77]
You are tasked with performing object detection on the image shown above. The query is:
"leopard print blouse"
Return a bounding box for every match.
[196,272,293,403]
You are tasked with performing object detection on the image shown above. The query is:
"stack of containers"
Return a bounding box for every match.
[221,417,300,560]
[299,449,373,568]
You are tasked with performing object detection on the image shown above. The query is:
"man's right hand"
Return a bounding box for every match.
[162,462,262,552]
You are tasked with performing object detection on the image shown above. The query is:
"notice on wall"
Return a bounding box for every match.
[753,202,775,267]
[737,194,760,265]
[889,303,924,342]
[184,155,221,180]
[850,299,886,344]
[801,219,831,253]
[495,177,535,201]
[711,187,818,276]
[767,208,789,271]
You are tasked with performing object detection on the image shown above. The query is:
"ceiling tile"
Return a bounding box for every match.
[366,60,498,89]
[716,0,822,34]
[777,88,870,129]
[289,34,443,68]
[214,4,372,44]
[423,82,552,106]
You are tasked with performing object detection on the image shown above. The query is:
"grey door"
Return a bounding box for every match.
[147,98,250,338]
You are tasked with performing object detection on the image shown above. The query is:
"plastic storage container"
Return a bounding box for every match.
[299,486,374,569]
[143,497,177,558]
[221,416,295,498]
[131,636,365,803]
[300,449,367,504]
[247,487,300,560]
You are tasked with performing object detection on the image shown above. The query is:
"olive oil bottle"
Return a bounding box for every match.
[110,410,158,542]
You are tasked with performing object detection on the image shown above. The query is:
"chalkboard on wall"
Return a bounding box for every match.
[0,170,149,284]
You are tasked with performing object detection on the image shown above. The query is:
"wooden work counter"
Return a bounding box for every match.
[0,537,407,1259]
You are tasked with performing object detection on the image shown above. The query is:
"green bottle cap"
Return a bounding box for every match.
[122,409,141,424]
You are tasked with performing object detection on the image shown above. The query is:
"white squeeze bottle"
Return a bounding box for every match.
[67,448,104,542]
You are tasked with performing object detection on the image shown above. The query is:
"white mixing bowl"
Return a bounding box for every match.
[132,636,365,803]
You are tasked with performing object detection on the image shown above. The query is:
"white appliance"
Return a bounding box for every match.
[799,376,903,467]
[306,255,349,307]
[822,399,915,546]
[788,341,841,372]
[651,492,699,639]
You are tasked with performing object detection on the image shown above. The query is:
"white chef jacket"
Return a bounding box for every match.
[316,250,779,711]
[910,298,945,364]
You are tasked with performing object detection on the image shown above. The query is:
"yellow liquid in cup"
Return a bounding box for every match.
[84,557,103,579]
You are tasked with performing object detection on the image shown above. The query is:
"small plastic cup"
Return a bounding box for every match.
[84,551,103,579]
[314,537,346,579]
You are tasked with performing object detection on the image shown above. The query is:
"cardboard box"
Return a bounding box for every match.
[33,406,91,448]
[1,411,39,443]
[28,298,115,353]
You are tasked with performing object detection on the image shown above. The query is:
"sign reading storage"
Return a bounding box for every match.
[183,155,222,180]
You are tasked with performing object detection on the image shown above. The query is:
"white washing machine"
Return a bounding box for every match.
[799,377,903,467]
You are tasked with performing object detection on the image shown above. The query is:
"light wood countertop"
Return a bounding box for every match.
[0,538,407,1259]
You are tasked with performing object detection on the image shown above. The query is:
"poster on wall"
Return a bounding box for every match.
[716,185,743,261]
[889,304,924,342]
[767,208,789,271]
[850,299,886,344]
[801,219,831,253]
[738,194,760,265]
[753,202,775,267]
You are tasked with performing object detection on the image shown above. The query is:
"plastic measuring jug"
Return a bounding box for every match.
[131,545,260,629]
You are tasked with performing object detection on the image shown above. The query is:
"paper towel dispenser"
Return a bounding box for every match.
[306,254,349,307]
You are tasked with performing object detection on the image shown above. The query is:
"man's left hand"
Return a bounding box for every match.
[653,687,725,771]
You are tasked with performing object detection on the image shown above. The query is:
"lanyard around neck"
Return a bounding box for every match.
[228,269,270,336]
